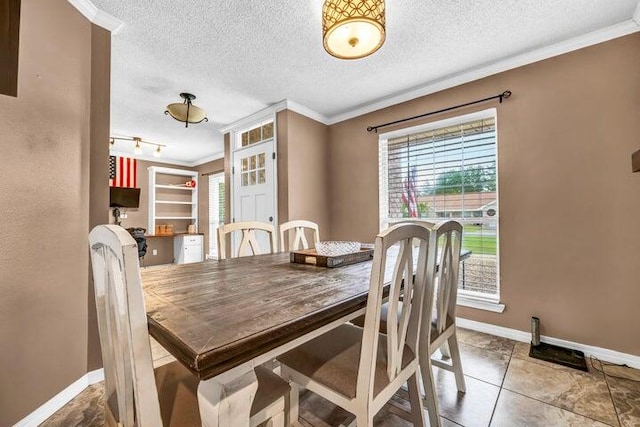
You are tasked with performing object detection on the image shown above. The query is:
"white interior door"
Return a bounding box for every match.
[232,140,276,255]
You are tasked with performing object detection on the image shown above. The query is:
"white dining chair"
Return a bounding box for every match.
[383,218,436,230]
[420,220,466,427]
[277,223,437,426]
[217,221,277,259]
[350,220,466,427]
[279,220,320,252]
[89,224,289,426]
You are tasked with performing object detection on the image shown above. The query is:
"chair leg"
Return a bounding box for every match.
[355,412,374,426]
[448,330,466,393]
[420,358,441,427]
[268,410,285,427]
[286,379,299,425]
[407,371,426,426]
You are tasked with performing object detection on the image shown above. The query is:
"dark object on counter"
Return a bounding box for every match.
[127,227,147,258]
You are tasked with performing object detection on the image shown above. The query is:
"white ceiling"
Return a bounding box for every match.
[89,0,640,165]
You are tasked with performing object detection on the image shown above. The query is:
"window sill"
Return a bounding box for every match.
[457,294,505,313]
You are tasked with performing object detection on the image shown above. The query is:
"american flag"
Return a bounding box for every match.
[109,156,138,188]
[401,166,418,217]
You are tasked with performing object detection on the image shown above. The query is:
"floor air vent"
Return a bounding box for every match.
[528,317,588,372]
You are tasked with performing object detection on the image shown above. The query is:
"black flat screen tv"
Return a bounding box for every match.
[110,187,141,208]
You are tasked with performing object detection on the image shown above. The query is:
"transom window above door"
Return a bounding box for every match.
[239,120,274,147]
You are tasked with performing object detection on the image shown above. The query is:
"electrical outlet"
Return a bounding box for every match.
[121,213,127,218]
[152,249,157,256]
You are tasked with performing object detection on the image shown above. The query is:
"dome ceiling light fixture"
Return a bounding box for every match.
[110,136,166,158]
[322,0,386,60]
[165,92,208,128]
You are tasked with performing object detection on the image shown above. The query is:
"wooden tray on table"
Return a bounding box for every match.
[290,245,374,268]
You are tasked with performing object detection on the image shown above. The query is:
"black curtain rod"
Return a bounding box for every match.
[366,90,512,133]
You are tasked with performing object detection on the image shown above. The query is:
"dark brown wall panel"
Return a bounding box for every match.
[0,0,20,96]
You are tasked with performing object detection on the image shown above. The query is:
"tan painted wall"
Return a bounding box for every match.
[328,34,640,355]
[277,111,290,226]
[197,158,225,256]
[0,0,96,424]
[282,110,331,242]
[87,24,111,371]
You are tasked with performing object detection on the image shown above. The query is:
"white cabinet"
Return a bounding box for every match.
[174,235,204,264]
[148,166,198,235]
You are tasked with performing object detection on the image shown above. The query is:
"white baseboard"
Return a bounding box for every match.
[456,317,640,369]
[13,369,104,427]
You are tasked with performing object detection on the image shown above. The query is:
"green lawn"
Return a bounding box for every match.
[462,235,497,255]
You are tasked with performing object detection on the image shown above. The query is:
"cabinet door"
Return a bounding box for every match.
[183,244,203,263]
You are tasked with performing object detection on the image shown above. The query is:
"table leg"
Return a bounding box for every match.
[197,368,258,427]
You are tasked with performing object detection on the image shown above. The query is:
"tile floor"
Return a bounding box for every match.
[40,328,640,426]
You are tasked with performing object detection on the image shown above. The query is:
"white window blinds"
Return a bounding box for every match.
[208,173,225,258]
[379,112,499,296]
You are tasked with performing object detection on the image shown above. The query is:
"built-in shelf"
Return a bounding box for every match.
[148,166,198,236]
[156,216,196,220]
[155,184,195,191]
[155,200,195,205]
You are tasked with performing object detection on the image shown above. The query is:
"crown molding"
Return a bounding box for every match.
[218,19,639,130]
[284,100,331,125]
[219,101,285,135]
[67,0,125,34]
[109,149,225,168]
[109,150,197,168]
[219,99,331,135]
[327,19,640,125]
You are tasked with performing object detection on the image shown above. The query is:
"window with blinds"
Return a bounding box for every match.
[379,110,499,296]
[208,173,225,259]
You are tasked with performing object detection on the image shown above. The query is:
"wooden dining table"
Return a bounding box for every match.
[141,249,471,426]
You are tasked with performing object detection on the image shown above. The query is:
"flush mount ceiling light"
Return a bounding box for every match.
[165,92,208,128]
[322,0,386,60]
[111,136,166,158]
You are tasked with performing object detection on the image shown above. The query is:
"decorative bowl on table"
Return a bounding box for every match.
[315,241,361,256]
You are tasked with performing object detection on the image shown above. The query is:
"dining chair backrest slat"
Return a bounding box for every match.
[431,221,463,336]
[89,225,163,427]
[279,220,320,252]
[217,221,277,259]
[356,223,436,397]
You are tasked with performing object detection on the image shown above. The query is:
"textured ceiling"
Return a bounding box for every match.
[93,0,639,164]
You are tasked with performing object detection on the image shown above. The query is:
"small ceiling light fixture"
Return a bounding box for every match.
[133,137,143,155]
[322,0,386,60]
[110,136,166,158]
[165,92,208,128]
